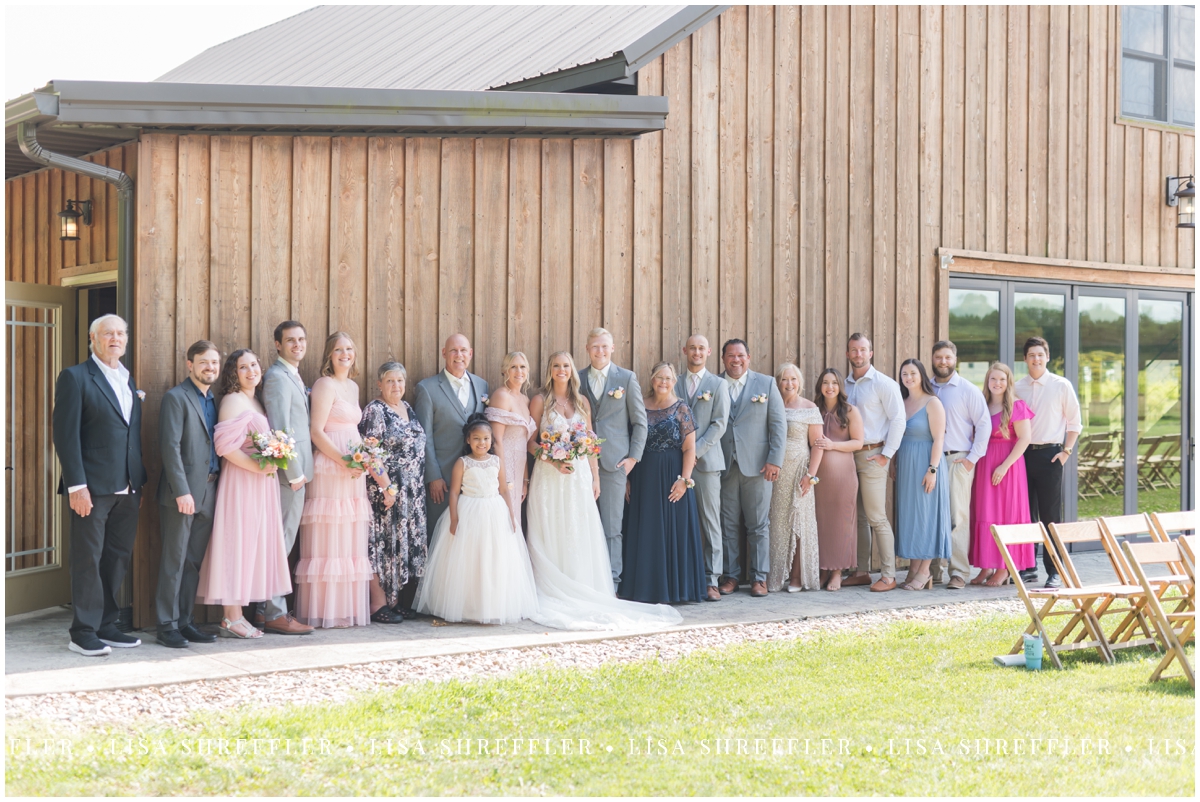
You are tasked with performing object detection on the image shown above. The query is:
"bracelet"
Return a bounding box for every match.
[676,475,695,489]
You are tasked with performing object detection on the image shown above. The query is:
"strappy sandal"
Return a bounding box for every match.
[218,617,262,639]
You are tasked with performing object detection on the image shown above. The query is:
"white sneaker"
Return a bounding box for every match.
[68,640,112,657]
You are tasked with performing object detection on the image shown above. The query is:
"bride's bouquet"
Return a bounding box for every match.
[535,420,604,472]
[343,436,388,477]
[249,429,299,471]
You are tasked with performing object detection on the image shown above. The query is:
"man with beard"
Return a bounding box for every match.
[155,341,224,648]
[928,341,991,589]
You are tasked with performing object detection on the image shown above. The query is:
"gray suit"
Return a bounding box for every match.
[414,371,489,540]
[579,363,647,584]
[261,358,314,621]
[155,379,219,633]
[683,369,730,587]
[718,370,787,583]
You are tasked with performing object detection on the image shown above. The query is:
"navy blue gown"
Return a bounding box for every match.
[619,401,706,603]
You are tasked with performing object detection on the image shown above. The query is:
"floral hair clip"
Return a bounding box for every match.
[607,386,625,399]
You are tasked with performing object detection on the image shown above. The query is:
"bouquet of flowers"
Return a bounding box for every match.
[343,436,388,477]
[535,420,604,472]
[250,429,299,471]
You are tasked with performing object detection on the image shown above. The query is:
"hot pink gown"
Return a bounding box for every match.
[485,406,536,534]
[969,400,1036,570]
[295,395,374,627]
[196,410,293,605]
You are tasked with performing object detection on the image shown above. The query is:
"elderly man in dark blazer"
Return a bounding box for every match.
[154,341,222,649]
[52,314,148,656]
[415,333,489,541]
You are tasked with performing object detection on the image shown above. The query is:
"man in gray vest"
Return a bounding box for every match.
[259,321,315,635]
[155,340,223,648]
[681,334,730,602]
[415,333,489,541]
[579,327,647,588]
[717,339,786,597]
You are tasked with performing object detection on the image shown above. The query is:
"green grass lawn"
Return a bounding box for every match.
[6,611,1194,796]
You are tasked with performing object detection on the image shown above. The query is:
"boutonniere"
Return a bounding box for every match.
[481,394,490,406]
[136,389,146,402]
[750,393,768,404]
[698,390,713,402]
[607,387,625,399]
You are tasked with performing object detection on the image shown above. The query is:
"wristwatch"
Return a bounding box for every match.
[1061,446,1073,456]
[927,465,937,475]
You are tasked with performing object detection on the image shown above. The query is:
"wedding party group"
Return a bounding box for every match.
[51,312,1080,657]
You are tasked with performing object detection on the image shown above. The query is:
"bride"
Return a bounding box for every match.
[524,351,681,631]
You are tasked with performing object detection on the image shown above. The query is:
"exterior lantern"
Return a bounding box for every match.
[1166,175,1195,229]
[58,199,92,241]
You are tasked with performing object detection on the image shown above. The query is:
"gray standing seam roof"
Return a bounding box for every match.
[156,5,724,92]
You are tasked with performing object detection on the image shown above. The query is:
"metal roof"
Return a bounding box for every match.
[156,5,725,92]
[5,80,669,179]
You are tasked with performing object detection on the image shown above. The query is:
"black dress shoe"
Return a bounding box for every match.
[1043,574,1062,589]
[181,624,218,644]
[96,627,141,648]
[1019,568,1039,583]
[393,605,416,620]
[156,629,189,649]
[371,606,405,624]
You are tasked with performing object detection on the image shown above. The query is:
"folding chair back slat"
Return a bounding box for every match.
[1149,511,1196,542]
[1121,539,1195,688]
[1099,513,1154,539]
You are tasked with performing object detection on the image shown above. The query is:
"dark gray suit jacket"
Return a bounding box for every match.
[156,379,216,506]
[52,356,146,495]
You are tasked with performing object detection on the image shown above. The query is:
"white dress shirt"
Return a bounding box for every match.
[68,354,133,494]
[1014,371,1083,445]
[931,372,992,463]
[686,367,708,399]
[444,369,471,408]
[844,365,906,458]
[590,364,610,399]
[726,372,747,403]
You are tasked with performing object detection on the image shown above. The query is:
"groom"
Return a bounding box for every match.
[579,327,647,589]
[415,333,489,542]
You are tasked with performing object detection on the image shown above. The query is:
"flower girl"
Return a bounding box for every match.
[415,415,539,624]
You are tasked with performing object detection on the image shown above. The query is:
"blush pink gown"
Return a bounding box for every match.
[196,410,293,605]
[295,396,373,627]
[485,406,536,534]
[969,400,1036,570]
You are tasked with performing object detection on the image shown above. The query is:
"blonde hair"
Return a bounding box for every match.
[538,350,586,428]
[586,327,613,344]
[319,331,360,379]
[500,351,530,394]
[775,362,805,396]
[983,361,1016,438]
[644,361,679,401]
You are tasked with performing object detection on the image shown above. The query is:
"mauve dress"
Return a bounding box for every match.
[485,406,537,534]
[970,400,1036,570]
[814,407,858,571]
[295,396,374,627]
[196,410,293,605]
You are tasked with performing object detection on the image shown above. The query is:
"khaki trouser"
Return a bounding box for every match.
[854,447,895,580]
[932,451,975,582]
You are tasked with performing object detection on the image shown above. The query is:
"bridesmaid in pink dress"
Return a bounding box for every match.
[196,349,293,639]
[969,361,1036,585]
[295,332,377,627]
[485,351,537,533]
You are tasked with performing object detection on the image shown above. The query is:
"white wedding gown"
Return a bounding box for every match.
[525,409,682,631]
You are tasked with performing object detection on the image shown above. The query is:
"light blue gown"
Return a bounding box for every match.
[894,404,951,560]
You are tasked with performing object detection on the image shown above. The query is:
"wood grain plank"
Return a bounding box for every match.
[572,139,603,363]
[717,6,746,364]
[35,170,50,285]
[940,5,964,253]
[540,139,573,366]
[632,57,663,378]
[747,4,775,366]
[661,37,692,370]
[984,5,1006,254]
[405,138,442,393]
[48,169,62,285]
[474,138,509,387]
[920,5,944,356]
[963,5,986,252]
[1066,6,1087,260]
[1086,5,1107,263]
[895,5,920,366]
[5,180,12,281]
[1142,129,1161,267]
[75,167,93,269]
[366,137,406,374]
[1047,5,1069,259]
[290,136,332,387]
[1006,6,1028,255]
[250,136,293,362]
[176,134,211,377]
[508,139,542,382]
[1160,133,1178,268]
[1123,125,1143,265]
[328,136,369,399]
[692,18,720,369]
[1027,5,1050,258]
[439,138,474,355]
[22,176,35,283]
[209,136,252,358]
[873,4,897,377]
[89,152,107,265]
[1178,135,1195,269]
[799,5,825,381]
[848,5,874,348]
[106,146,122,262]
[1106,123,1125,265]
[825,5,850,367]
[603,139,634,366]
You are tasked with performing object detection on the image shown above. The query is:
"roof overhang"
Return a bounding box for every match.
[6,79,669,179]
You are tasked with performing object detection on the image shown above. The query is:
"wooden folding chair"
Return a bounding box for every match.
[1047,521,1157,652]
[1101,514,1194,617]
[992,523,1114,668]
[1148,511,1196,601]
[1120,539,1195,687]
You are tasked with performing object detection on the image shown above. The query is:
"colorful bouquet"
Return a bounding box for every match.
[535,420,604,472]
[250,429,299,470]
[343,436,388,477]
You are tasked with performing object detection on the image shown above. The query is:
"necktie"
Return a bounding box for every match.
[689,373,700,398]
[591,369,604,399]
[730,379,742,403]
[455,376,469,408]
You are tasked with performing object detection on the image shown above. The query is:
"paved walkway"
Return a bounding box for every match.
[5,552,1118,697]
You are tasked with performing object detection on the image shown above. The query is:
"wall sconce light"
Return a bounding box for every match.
[58,199,93,241]
[1166,175,1195,229]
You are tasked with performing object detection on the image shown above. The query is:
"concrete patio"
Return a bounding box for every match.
[4,551,1122,697]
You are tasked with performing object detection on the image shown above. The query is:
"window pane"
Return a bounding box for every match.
[1077,296,1126,519]
[948,288,1000,390]
[1137,299,1184,514]
[1173,65,1195,126]
[1123,56,1164,119]
[1014,292,1065,382]
[1174,5,1195,61]
[1124,4,1166,54]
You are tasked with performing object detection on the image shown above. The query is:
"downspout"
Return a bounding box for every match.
[17,121,136,375]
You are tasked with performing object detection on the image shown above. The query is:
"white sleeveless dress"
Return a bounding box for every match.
[415,455,539,624]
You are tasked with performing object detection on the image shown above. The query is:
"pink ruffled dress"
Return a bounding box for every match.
[295,396,374,627]
[196,410,293,605]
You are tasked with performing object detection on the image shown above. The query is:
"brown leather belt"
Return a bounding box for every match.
[858,441,884,452]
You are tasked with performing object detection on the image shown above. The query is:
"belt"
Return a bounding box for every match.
[944,450,967,456]
[1027,443,1063,451]
[858,442,884,452]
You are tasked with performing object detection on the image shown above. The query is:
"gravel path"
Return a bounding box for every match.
[6,599,1024,730]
